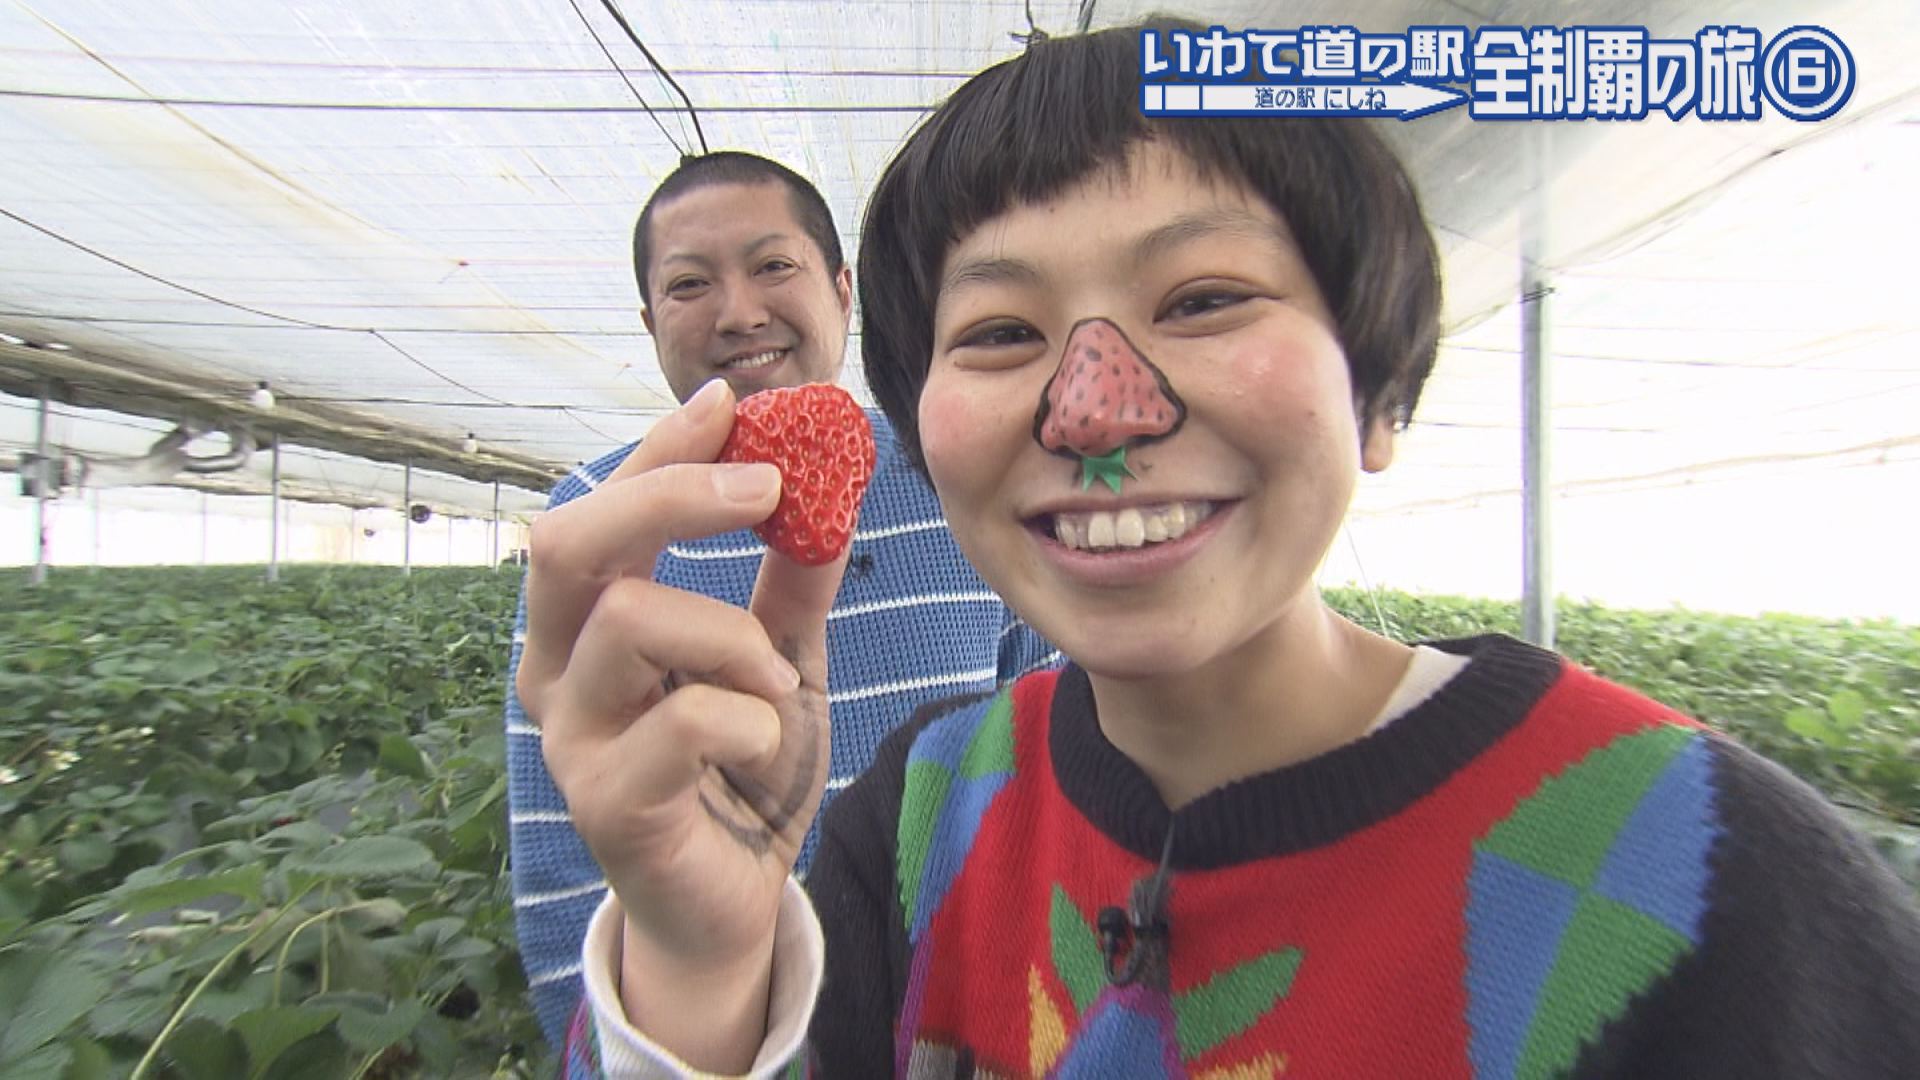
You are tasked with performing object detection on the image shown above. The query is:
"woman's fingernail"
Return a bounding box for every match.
[713,462,780,503]
[686,378,728,422]
[771,658,801,692]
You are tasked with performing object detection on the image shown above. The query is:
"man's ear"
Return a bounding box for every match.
[834,266,854,320]
[640,304,656,336]
[1360,412,1396,473]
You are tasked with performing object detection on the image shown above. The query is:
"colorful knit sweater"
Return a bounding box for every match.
[506,409,1058,1046]
[772,634,1918,1078]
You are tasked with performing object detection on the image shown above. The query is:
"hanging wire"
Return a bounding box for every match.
[597,0,708,154]
[0,207,336,331]
[1342,524,1395,638]
[370,331,516,407]
[564,0,685,156]
[1012,0,1049,47]
[0,308,649,338]
[0,86,921,115]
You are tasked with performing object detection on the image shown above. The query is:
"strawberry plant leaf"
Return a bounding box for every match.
[231,1005,338,1079]
[114,865,265,916]
[160,1020,247,1079]
[193,980,273,1026]
[333,996,426,1053]
[0,1042,69,1080]
[376,733,430,780]
[87,990,170,1040]
[258,1032,350,1080]
[54,836,113,876]
[286,837,436,880]
[339,897,409,931]
[0,871,39,922]
[447,774,505,832]
[246,729,294,777]
[408,1010,457,1073]
[165,652,221,685]
[258,820,336,852]
[0,954,107,1061]
[1784,706,1841,746]
[1826,688,1868,729]
[60,1037,111,1080]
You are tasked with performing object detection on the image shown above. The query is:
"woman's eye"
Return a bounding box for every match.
[957,322,1039,349]
[665,277,708,298]
[758,259,797,275]
[1163,290,1247,319]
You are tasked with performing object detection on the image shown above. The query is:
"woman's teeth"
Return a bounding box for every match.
[1051,501,1214,551]
[725,349,786,370]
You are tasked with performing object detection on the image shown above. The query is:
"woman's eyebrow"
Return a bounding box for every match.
[1129,208,1287,270]
[940,255,1044,296]
[939,208,1285,298]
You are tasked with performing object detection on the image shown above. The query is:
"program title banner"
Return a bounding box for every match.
[1138,25,1854,122]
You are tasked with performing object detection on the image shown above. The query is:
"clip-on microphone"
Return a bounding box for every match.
[1097,824,1177,987]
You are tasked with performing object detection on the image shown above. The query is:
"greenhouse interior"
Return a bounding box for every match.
[2,1,1916,1076]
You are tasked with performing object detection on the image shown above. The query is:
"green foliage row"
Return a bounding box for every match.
[0,566,1913,1077]
[1323,588,1920,827]
[1,566,543,1079]
[1324,587,1920,887]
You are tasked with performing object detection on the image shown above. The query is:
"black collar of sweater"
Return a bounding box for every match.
[1047,634,1565,870]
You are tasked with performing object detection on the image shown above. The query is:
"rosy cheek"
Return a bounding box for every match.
[917,377,978,488]
[1229,345,1297,397]
[1227,335,1349,417]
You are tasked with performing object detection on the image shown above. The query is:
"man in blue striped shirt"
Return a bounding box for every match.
[505,152,1056,1048]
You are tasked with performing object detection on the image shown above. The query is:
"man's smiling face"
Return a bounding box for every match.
[641,180,854,403]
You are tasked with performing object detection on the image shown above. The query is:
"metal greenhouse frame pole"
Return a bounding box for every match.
[491,481,500,570]
[1521,129,1555,648]
[267,434,282,583]
[402,459,413,576]
[30,381,50,585]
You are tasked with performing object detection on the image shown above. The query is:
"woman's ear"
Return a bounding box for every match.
[1360,412,1396,473]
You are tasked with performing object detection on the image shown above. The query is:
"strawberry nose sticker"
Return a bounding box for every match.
[1033,318,1186,493]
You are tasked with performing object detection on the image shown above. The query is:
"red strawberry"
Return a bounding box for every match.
[718,384,876,566]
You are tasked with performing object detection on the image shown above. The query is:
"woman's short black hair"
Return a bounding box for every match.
[859,17,1443,476]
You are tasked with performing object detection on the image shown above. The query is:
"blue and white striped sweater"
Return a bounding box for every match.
[504,409,1059,1047]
